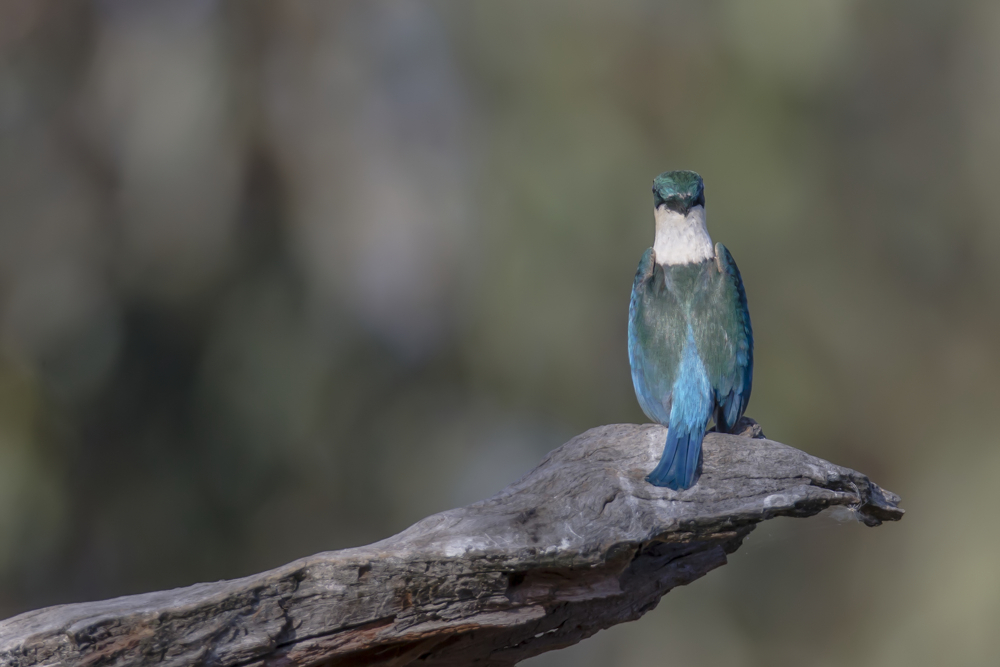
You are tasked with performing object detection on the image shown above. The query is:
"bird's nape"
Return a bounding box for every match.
[652,170,705,213]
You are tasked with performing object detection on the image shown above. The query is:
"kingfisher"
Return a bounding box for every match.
[628,170,753,490]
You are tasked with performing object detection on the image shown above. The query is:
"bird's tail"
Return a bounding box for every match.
[646,425,703,490]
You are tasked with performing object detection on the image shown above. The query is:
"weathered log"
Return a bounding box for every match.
[0,419,902,667]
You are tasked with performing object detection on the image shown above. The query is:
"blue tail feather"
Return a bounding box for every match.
[646,426,704,490]
[646,323,712,490]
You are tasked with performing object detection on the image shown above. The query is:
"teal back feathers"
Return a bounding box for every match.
[629,248,752,425]
[628,240,753,489]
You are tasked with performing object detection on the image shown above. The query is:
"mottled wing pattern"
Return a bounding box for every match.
[628,248,684,425]
[689,243,754,432]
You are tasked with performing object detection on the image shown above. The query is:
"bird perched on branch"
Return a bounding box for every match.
[628,170,753,490]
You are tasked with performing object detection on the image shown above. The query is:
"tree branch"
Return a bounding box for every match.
[0,420,902,667]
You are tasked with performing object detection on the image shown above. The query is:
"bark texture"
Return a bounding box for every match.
[0,419,903,667]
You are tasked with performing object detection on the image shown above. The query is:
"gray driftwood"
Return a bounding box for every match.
[0,420,902,667]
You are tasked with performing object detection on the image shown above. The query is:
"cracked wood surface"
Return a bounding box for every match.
[0,420,903,667]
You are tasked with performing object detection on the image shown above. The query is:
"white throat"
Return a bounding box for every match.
[652,204,714,266]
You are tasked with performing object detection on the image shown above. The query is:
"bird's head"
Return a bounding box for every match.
[652,170,705,214]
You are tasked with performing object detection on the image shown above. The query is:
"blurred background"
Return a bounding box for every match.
[0,0,997,665]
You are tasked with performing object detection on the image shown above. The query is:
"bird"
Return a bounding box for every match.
[628,170,753,490]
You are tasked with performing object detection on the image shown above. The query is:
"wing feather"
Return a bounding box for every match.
[628,248,684,425]
[690,243,753,432]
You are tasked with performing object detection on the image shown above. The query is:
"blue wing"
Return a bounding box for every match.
[628,248,682,425]
[705,242,753,432]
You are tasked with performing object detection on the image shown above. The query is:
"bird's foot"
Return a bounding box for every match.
[730,416,765,439]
